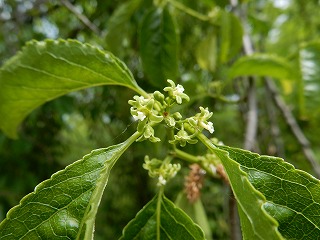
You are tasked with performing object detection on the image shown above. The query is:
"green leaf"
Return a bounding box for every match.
[106,0,142,56]
[0,39,146,138]
[213,144,320,240]
[0,131,141,239]
[140,6,179,88]
[219,11,243,63]
[195,34,217,72]
[228,53,296,80]
[120,193,205,240]
[175,192,212,240]
[209,146,283,240]
[298,40,320,118]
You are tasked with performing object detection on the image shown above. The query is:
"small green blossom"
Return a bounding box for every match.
[132,110,146,121]
[164,115,176,127]
[164,79,190,104]
[129,94,164,142]
[169,127,198,147]
[188,107,214,134]
[143,156,181,186]
[137,124,161,142]
[158,175,167,186]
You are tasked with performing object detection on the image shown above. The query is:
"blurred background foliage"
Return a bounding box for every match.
[1,0,320,239]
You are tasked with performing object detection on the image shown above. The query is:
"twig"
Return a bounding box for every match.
[264,81,285,158]
[229,1,255,239]
[60,0,100,35]
[229,190,241,240]
[244,77,258,151]
[239,4,259,151]
[265,78,320,178]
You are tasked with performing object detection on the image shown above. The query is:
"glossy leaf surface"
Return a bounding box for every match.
[229,53,295,80]
[140,6,179,88]
[213,144,320,240]
[0,39,145,138]
[120,194,205,240]
[0,132,141,239]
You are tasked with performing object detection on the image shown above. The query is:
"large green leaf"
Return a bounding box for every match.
[219,11,243,63]
[212,143,320,240]
[211,146,283,240]
[228,53,296,80]
[0,39,146,138]
[0,131,141,239]
[139,6,179,88]
[106,0,142,56]
[120,193,205,240]
[299,41,320,117]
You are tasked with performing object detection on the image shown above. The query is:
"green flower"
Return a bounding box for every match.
[164,79,190,104]
[137,124,161,142]
[129,94,164,142]
[188,107,214,134]
[129,95,163,124]
[143,156,181,186]
[169,127,198,147]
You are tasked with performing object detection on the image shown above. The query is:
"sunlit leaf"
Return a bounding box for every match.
[0,39,146,138]
[0,131,141,239]
[120,194,205,240]
[229,53,296,80]
[140,6,179,88]
[213,144,320,240]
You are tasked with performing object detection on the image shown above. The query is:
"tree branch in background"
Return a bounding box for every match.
[231,1,320,178]
[265,78,320,178]
[243,77,258,151]
[264,81,285,158]
[60,0,100,35]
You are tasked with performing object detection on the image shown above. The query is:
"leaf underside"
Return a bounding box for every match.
[0,132,140,239]
[120,194,205,240]
[214,145,320,240]
[0,39,143,138]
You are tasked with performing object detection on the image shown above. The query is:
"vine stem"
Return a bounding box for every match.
[156,186,164,240]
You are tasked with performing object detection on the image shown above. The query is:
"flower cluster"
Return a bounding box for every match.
[169,125,198,147]
[128,95,163,142]
[143,156,181,186]
[129,80,214,145]
[188,107,214,134]
[129,80,217,187]
[164,79,190,104]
